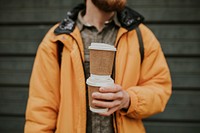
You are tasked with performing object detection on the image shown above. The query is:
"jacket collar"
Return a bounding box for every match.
[76,10,121,31]
[54,3,144,35]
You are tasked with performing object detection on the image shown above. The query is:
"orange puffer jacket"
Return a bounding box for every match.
[24,5,172,132]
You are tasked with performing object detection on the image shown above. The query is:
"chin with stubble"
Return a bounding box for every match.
[91,0,127,12]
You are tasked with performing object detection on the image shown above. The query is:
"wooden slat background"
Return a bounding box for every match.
[0,0,200,132]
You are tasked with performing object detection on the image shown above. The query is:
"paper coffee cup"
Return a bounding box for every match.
[88,85,109,113]
[86,74,115,113]
[89,43,116,75]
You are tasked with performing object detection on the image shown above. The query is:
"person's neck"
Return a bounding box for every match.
[83,0,114,31]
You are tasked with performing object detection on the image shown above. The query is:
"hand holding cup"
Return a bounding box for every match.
[92,84,130,116]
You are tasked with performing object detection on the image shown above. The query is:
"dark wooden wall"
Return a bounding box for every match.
[0,0,200,132]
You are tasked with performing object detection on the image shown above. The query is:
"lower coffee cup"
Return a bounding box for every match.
[86,75,115,113]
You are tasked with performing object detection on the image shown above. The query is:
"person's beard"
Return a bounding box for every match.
[91,0,126,12]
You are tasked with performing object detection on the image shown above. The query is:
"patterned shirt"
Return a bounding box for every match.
[76,10,120,133]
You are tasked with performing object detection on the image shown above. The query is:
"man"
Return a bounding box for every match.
[25,0,172,133]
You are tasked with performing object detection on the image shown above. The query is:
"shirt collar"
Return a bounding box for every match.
[76,10,121,31]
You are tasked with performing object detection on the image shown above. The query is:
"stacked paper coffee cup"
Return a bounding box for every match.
[86,43,116,113]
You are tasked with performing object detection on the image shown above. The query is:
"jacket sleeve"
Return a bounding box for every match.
[120,24,172,119]
[24,35,60,133]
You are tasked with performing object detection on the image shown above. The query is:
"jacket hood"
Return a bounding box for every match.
[54,3,144,35]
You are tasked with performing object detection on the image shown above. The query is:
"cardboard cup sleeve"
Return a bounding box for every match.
[89,43,116,75]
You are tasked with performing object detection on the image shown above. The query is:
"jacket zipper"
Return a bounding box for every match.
[113,112,118,133]
[113,31,129,133]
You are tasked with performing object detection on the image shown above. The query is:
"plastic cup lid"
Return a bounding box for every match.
[89,43,116,51]
[86,74,114,87]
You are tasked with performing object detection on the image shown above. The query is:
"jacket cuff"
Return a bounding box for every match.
[119,89,138,115]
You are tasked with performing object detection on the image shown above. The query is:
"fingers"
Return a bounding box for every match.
[99,106,119,116]
[92,91,123,100]
[99,84,122,93]
[92,99,121,108]
[92,90,130,111]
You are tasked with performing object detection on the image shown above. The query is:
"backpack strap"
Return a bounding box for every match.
[136,26,144,64]
[57,41,64,67]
